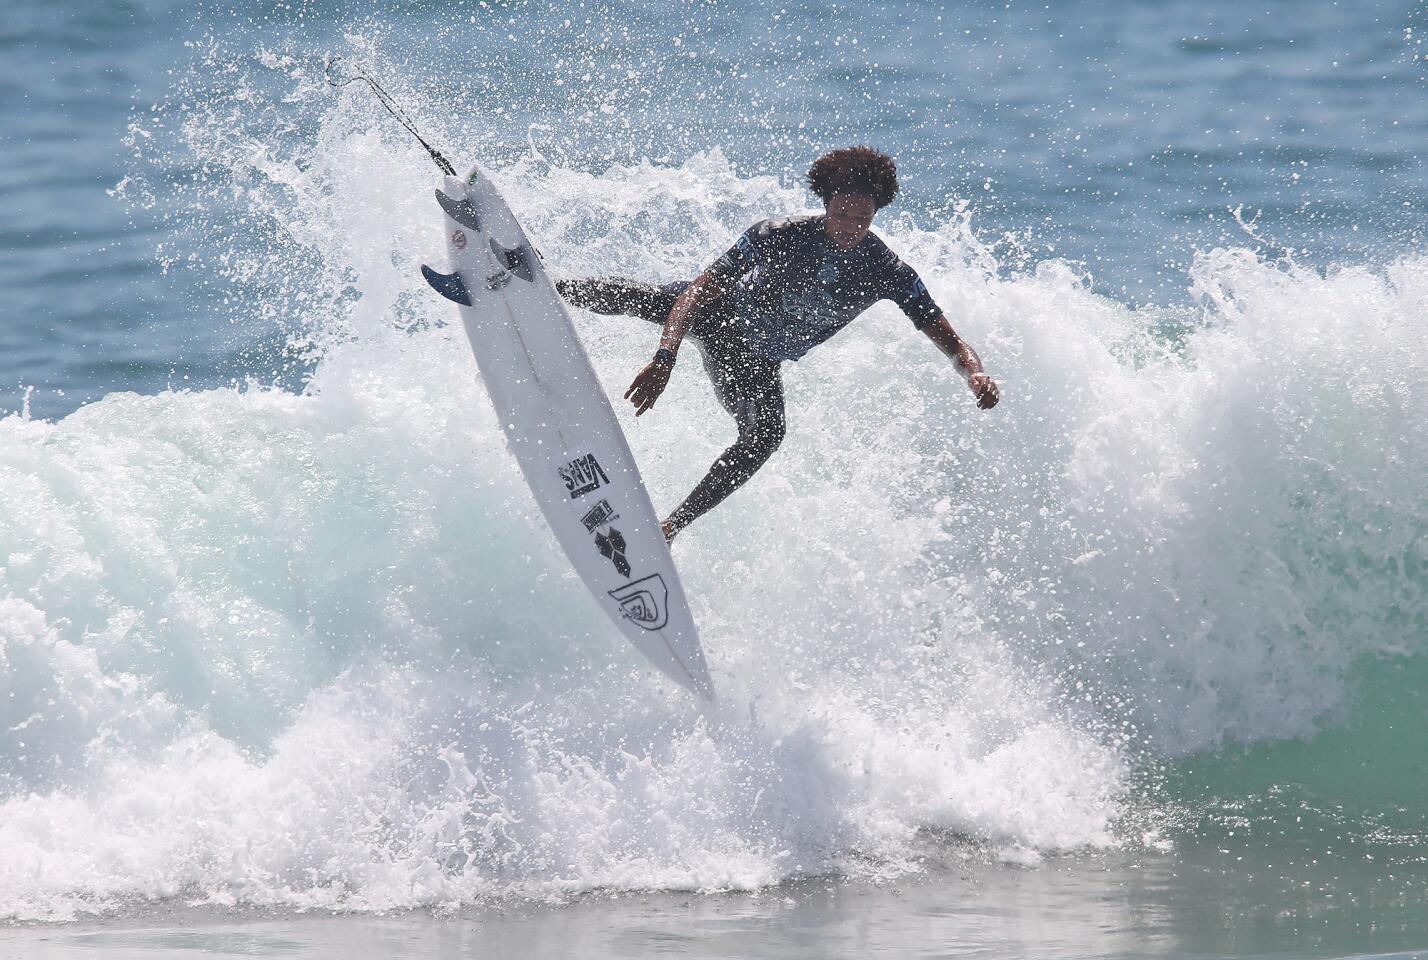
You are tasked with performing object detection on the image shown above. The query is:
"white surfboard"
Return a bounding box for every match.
[421,165,714,700]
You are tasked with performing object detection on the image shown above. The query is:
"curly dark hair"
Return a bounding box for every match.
[806,146,899,209]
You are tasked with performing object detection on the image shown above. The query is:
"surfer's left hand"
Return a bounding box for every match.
[625,361,672,416]
[970,372,999,409]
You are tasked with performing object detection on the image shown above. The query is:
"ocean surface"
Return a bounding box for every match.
[2,0,1426,957]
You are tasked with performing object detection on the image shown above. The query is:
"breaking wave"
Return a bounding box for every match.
[2,38,1425,921]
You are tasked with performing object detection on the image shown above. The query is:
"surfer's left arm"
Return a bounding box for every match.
[921,315,999,409]
[886,258,999,410]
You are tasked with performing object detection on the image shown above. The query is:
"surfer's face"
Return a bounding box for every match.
[824,192,876,250]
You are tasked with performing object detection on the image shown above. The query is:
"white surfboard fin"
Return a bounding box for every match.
[421,264,472,306]
[435,190,482,232]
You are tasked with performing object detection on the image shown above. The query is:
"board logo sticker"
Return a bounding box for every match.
[452,229,467,251]
[580,498,618,533]
[608,574,669,631]
[594,527,631,577]
[559,453,610,499]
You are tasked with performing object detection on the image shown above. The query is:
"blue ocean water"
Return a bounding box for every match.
[2,1,1427,957]
[4,0,1423,419]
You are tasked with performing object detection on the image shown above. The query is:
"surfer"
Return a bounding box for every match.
[557,146,999,542]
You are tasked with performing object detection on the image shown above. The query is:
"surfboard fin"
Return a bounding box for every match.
[435,190,482,232]
[488,238,535,282]
[421,265,472,306]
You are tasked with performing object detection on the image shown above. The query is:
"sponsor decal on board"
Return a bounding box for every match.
[559,453,610,499]
[594,527,631,578]
[608,574,669,631]
[580,498,618,533]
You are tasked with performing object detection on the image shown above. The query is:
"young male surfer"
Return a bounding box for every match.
[557,146,999,543]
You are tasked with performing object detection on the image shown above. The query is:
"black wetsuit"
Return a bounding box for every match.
[557,214,943,537]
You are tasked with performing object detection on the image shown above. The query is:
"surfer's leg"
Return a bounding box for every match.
[664,343,786,539]
[555,277,680,325]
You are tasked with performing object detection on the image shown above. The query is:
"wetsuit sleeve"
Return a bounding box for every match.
[705,220,777,284]
[883,256,942,329]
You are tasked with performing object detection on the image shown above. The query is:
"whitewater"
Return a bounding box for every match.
[2,7,1427,955]
[3,74,1425,922]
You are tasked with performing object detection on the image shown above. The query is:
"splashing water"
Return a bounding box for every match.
[2,34,1426,923]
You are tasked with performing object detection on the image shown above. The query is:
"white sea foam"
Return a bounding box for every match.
[2,56,1424,920]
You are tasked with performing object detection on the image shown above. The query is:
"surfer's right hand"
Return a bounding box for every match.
[625,361,672,416]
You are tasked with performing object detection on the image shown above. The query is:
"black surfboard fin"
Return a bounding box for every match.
[421,264,472,306]
[488,238,535,282]
[435,190,482,232]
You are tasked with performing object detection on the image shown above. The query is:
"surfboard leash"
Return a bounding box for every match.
[324,57,457,178]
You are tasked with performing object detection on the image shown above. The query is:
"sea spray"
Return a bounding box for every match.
[4,36,1426,922]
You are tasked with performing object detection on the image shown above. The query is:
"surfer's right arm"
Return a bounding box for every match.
[627,223,770,415]
[625,270,729,416]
